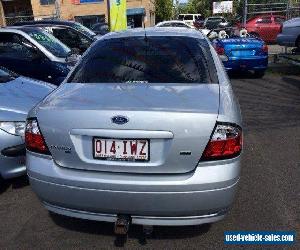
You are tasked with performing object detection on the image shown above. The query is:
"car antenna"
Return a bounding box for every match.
[143,19,148,42]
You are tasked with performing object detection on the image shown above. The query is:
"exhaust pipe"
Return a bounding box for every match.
[114,215,131,235]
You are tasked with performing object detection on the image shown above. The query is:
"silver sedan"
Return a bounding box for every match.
[0,67,55,180]
[26,28,242,229]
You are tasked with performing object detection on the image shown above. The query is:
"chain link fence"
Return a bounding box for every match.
[244,0,300,25]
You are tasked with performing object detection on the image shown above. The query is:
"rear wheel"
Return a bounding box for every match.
[253,70,265,78]
[295,36,300,48]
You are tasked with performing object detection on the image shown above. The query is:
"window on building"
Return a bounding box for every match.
[79,0,102,3]
[40,0,55,5]
[74,15,105,29]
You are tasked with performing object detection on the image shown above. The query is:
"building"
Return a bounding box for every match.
[0,0,155,28]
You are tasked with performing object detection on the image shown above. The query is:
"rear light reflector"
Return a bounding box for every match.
[215,46,225,55]
[201,123,242,161]
[261,44,268,53]
[25,118,50,155]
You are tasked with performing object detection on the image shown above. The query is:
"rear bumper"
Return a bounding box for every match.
[276,34,297,47]
[44,202,226,226]
[224,57,268,71]
[27,152,241,226]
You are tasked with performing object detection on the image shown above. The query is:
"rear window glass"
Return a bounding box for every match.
[256,17,272,24]
[67,36,217,84]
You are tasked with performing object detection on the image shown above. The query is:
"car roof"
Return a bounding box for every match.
[207,16,224,19]
[158,20,188,24]
[0,26,43,33]
[13,20,77,26]
[102,27,205,40]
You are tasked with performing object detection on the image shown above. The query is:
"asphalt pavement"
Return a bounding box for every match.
[0,71,299,249]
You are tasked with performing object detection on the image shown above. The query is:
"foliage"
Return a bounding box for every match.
[154,0,174,23]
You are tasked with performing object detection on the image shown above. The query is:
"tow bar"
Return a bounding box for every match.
[114,215,131,235]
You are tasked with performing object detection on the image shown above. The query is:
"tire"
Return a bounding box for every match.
[254,70,265,78]
[296,36,300,49]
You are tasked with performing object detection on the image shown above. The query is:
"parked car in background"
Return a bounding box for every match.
[277,17,300,48]
[155,21,194,28]
[0,27,72,85]
[211,28,268,77]
[204,16,229,30]
[178,14,202,27]
[243,15,285,43]
[193,16,205,29]
[91,22,109,36]
[13,20,96,40]
[15,23,95,54]
[0,67,55,180]
[26,28,242,230]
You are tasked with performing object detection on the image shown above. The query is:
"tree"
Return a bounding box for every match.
[185,0,212,17]
[154,0,174,23]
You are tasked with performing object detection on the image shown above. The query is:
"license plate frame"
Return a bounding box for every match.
[93,137,150,162]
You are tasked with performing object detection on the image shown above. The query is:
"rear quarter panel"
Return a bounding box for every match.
[209,43,242,126]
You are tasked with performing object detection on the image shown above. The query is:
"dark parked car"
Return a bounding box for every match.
[18,24,95,54]
[13,20,96,40]
[13,20,97,54]
[204,16,229,30]
[0,27,72,85]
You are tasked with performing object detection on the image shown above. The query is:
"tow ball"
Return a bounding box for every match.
[114,215,131,235]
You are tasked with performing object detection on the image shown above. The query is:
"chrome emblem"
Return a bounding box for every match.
[111,116,129,125]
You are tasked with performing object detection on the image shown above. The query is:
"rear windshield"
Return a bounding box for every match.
[67,36,218,84]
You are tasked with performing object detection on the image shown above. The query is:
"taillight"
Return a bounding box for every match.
[215,45,225,55]
[279,24,283,33]
[261,44,268,53]
[25,118,50,155]
[201,123,242,161]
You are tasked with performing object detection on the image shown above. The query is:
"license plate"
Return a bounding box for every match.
[93,138,150,162]
[232,50,255,57]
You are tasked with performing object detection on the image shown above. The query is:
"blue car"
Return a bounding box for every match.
[212,35,268,77]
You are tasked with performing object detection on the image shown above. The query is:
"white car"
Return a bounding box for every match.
[155,21,194,29]
[178,14,202,27]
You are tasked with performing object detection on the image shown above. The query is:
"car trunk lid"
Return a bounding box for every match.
[220,38,264,58]
[37,82,219,174]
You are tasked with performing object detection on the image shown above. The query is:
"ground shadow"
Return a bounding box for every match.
[49,212,211,247]
[0,175,29,194]
[228,70,259,79]
[281,76,300,91]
